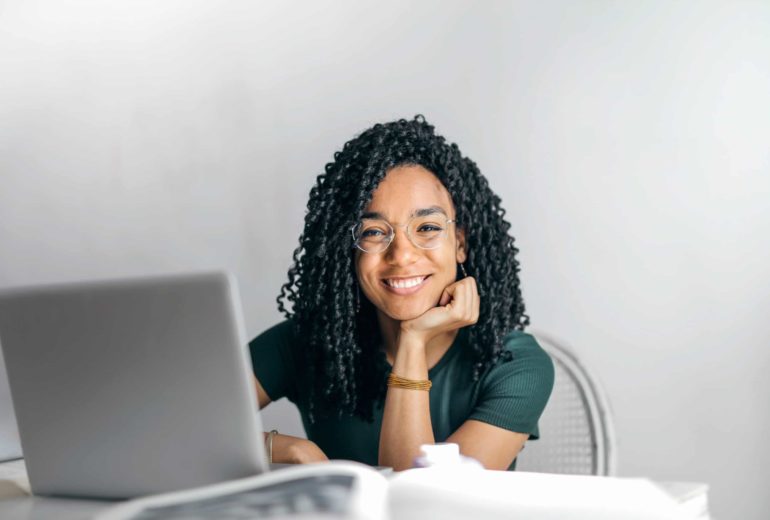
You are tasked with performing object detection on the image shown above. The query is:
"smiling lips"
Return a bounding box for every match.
[382,275,430,295]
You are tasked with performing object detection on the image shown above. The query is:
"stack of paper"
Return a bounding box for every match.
[0,459,30,499]
[654,481,710,519]
[388,468,710,520]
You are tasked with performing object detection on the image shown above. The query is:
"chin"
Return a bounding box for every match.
[387,310,424,321]
[382,301,435,321]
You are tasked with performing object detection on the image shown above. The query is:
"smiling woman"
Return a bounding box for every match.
[249,116,554,471]
[354,166,464,324]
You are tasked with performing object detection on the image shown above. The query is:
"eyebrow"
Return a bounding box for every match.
[361,206,449,220]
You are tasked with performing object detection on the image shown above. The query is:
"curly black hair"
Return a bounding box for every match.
[277,115,529,422]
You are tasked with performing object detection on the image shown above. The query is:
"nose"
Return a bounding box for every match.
[384,227,419,266]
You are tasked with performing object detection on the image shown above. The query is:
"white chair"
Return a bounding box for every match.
[515,330,617,476]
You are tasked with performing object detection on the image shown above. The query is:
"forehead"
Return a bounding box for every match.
[365,165,454,218]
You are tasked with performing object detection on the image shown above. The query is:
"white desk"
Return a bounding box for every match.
[0,496,114,520]
[0,459,710,520]
[0,459,114,519]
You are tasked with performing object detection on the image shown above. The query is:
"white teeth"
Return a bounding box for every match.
[386,276,426,289]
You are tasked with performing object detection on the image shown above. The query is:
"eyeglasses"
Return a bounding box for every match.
[351,215,457,254]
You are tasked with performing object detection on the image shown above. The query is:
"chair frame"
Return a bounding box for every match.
[527,329,618,476]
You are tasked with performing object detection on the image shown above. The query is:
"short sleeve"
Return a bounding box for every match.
[468,331,555,440]
[248,320,299,403]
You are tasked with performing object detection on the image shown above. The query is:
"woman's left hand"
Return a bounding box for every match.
[399,276,480,345]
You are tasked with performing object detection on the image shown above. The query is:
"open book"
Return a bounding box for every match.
[96,462,388,520]
[95,461,709,520]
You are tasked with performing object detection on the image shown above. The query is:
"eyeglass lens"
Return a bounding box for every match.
[353,216,449,253]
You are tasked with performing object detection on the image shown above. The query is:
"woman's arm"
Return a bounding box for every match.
[378,278,479,470]
[254,375,328,464]
[268,432,329,464]
[446,420,528,470]
[254,375,272,409]
[378,334,435,470]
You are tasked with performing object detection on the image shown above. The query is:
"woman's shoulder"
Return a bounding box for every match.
[465,329,554,441]
[248,319,304,404]
[248,318,297,348]
[501,329,549,356]
[481,329,555,390]
[248,319,306,367]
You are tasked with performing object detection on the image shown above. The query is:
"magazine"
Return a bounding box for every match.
[94,461,708,520]
[95,461,388,520]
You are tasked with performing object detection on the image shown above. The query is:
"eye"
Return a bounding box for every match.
[417,224,443,233]
[361,228,386,238]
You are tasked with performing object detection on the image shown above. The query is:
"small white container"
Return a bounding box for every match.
[413,443,483,469]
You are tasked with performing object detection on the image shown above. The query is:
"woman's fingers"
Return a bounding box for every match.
[439,286,452,307]
[438,278,462,308]
[467,280,478,324]
[401,277,480,338]
[465,280,475,322]
[461,277,479,325]
[442,277,478,326]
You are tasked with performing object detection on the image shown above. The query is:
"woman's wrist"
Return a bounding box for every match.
[269,433,328,464]
[392,335,429,381]
[396,328,430,351]
[287,439,328,464]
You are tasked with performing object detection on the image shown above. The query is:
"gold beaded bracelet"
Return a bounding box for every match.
[387,372,432,391]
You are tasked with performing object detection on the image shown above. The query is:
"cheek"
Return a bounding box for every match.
[428,249,459,278]
[355,256,379,292]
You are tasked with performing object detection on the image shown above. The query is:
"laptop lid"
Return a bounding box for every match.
[0,271,268,498]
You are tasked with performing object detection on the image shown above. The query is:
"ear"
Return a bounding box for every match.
[455,227,467,264]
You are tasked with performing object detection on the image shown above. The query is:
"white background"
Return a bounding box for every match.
[1,1,768,518]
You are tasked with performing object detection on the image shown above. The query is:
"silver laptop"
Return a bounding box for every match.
[0,271,269,498]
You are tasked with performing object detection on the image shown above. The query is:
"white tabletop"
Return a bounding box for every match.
[0,459,710,520]
[0,459,112,519]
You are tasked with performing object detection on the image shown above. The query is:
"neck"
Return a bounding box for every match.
[377,310,459,367]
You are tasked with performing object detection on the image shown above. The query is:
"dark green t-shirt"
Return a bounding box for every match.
[249,320,554,469]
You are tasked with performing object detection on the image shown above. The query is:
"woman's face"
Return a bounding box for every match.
[355,165,466,321]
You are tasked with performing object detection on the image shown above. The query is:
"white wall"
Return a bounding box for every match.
[1,1,768,518]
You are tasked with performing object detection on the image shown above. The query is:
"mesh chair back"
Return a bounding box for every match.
[515,330,617,476]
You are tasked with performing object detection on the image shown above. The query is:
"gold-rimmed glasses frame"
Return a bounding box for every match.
[350,216,457,254]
